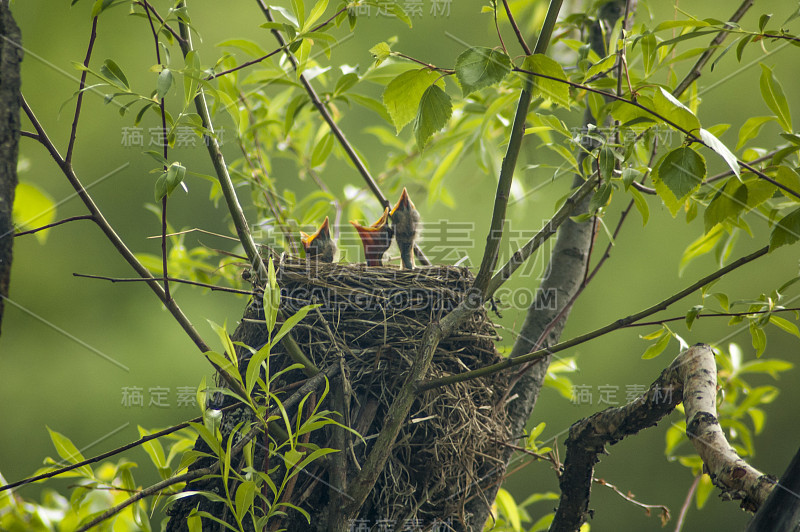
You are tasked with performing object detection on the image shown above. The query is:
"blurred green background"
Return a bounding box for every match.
[2,0,800,530]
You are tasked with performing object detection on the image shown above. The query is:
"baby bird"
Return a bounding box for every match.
[300,216,336,263]
[350,207,393,266]
[390,188,420,270]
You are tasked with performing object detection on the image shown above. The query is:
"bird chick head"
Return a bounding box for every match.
[301,216,336,263]
[350,207,393,266]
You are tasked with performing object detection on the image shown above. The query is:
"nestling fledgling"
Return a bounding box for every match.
[390,188,420,270]
[350,207,393,266]
[300,216,336,263]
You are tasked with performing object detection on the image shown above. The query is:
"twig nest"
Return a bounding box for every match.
[239,259,509,529]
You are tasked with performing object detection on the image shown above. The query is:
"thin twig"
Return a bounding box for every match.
[13,215,94,237]
[419,245,769,391]
[19,96,212,354]
[65,16,97,165]
[501,0,533,55]
[673,0,755,97]
[72,273,254,295]
[142,0,172,302]
[674,474,702,532]
[134,1,187,45]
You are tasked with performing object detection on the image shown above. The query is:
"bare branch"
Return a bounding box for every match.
[14,215,95,237]
[673,0,755,97]
[551,344,775,531]
[65,16,97,166]
[19,96,213,354]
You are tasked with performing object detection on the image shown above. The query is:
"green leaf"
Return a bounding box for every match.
[91,0,114,18]
[598,146,616,179]
[749,321,767,357]
[138,426,167,470]
[699,128,739,178]
[413,84,452,150]
[695,474,714,509]
[165,162,186,196]
[369,41,391,64]
[263,258,280,333]
[653,87,700,133]
[13,182,56,244]
[588,181,612,212]
[154,173,168,202]
[284,447,305,469]
[759,64,792,132]
[234,480,256,523]
[47,427,93,477]
[654,19,711,32]
[654,146,706,202]
[736,116,776,150]
[304,0,329,30]
[704,178,747,232]
[773,166,800,200]
[680,225,723,273]
[310,132,334,167]
[495,488,522,531]
[273,304,320,347]
[217,38,268,57]
[100,59,129,89]
[769,206,800,251]
[582,53,617,82]
[642,330,671,359]
[769,315,800,339]
[157,68,174,100]
[382,68,440,133]
[629,186,649,225]
[686,305,703,330]
[640,33,657,75]
[454,46,511,96]
[523,54,570,107]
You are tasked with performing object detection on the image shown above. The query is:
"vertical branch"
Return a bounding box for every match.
[142,1,171,301]
[65,16,98,165]
[175,5,267,282]
[473,0,563,296]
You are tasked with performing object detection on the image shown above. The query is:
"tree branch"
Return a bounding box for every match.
[0,0,22,337]
[19,96,212,354]
[65,16,97,166]
[419,245,769,391]
[672,0,754,97]
[551,344,775,531]
[487,173,599,297]
[13,215,95,236]
[474,0,563,297]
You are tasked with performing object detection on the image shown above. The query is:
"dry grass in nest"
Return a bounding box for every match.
[239,258,509,527]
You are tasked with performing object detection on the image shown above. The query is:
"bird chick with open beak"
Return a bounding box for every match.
[300,216,336,263]
[390,188,420,270]
[350,207,393,266]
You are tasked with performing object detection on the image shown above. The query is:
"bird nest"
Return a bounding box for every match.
[236,258,509,529]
